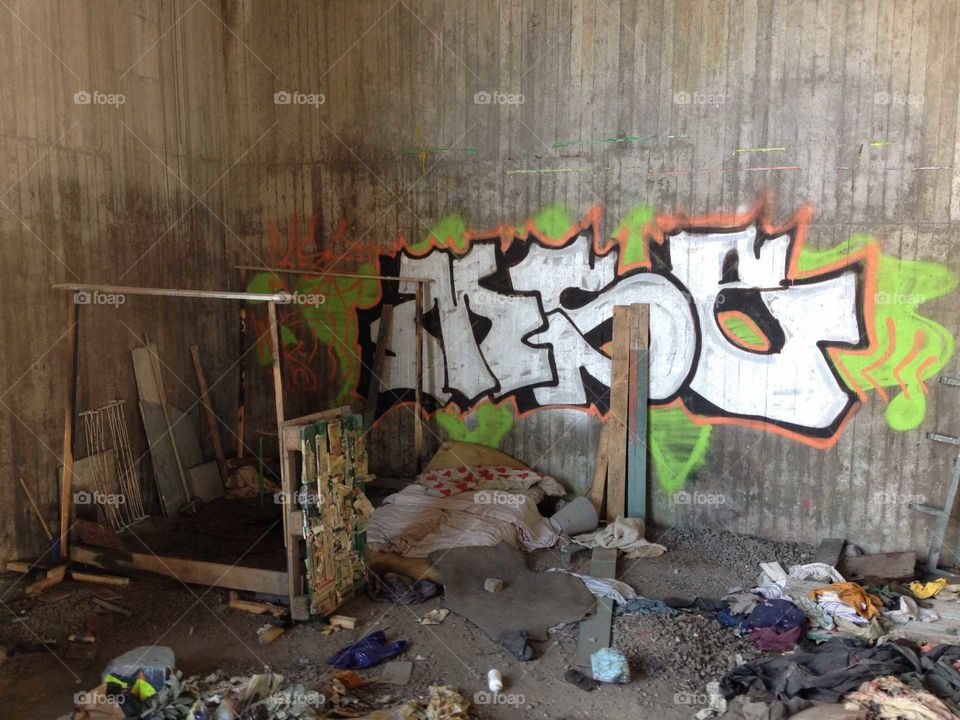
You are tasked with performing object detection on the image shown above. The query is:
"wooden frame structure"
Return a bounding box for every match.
[53,278,427,619]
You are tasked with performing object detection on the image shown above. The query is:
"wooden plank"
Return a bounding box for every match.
[237,269,247,459]
[71,571,129,586]
[589,429,610,513]
[145,342,192,503]
[605,306,631,523]
[190,345,228,482]
[626,304,649,525]
[414,284,424,472]
[575,548,617,665]
[138,402,188,516]
[70,545,289,595]
[60,298,80,558]
[267,301,301,616]
[364,304,394,431]
[839,551,916,579]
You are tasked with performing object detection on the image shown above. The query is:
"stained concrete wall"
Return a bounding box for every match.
[4,1,960,563]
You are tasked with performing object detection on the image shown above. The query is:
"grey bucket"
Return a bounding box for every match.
[550,496,599,536]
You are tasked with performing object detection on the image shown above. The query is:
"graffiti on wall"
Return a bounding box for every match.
[247,204,957,492]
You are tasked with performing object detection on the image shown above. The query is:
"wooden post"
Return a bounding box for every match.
[267,301,301,614]
[626,305,649,528]
[237,269,247,458]
[414,283,424,473]
[191,345,229,482]
[605,306,631,523]
[363,304,394,431]
[60,297,80,559]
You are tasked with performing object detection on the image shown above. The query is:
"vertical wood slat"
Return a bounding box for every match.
[59,298,80,560]
[626,304,650,525]
[605,306,632,523]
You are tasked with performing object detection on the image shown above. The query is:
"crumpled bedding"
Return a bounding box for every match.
[367,472,563,558]
[417,464,566,505]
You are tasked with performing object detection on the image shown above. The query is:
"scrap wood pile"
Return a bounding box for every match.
[71,645,469,720]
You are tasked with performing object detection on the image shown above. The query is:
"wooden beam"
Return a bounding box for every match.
[605,307,631,523]
[267,301,302,616]
[54,283,291,303]
[191,345,229,482]
[364,304,394,431]
[626,305,649,526]
[60,298,80,558]
[70,545,288,595]
[236,269,247,459]
[589,430,609,514]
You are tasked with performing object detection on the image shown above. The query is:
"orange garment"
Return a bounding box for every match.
[808,582,884,620]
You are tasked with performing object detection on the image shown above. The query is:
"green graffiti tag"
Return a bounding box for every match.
[435,403,516,448]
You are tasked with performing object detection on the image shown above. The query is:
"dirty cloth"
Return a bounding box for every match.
[367,482,560,557]
[741,600,808,632]
[417,464,565,504]
[366,571,439,604]
[726,591,765,616]
[845,675,959,720]
[548,568,638,604]
[571,516,667,559]
[834,615,886,640]
[808,582,883,621]
[888,595,940,624]
[721,638,960,706]
[747,626,803,652]
[912,579,950,600]
[614,597,678,617]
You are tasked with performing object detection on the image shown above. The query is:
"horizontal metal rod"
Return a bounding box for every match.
[53,283,293,303]
[235,265,434,283]
[927,432,960,446]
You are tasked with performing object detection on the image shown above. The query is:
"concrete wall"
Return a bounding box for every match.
[4,0,960,561]
[0,0,238,561]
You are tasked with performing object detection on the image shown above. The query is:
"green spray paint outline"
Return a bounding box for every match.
[435,403,515,448]
[797,234,958,431]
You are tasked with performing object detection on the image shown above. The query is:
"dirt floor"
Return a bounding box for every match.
[0,525,814,719]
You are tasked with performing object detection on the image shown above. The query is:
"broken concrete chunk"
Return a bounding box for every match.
[484,578,504,593]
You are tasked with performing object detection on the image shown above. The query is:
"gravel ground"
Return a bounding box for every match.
[0,525,815,719]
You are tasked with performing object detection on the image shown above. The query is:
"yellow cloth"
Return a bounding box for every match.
[910,578,948,599]
[808,582,884,620]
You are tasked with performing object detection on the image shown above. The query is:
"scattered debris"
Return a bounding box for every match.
[418,608,449,625]
[25,564,66,596]
[92,597,132,617]
[329,614,357,630]
[257,624,286,645]
[483,577,503,593]
[228,590,286,617]
[591,647,630,683]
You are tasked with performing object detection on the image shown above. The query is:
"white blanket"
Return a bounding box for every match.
[367,483,560,558]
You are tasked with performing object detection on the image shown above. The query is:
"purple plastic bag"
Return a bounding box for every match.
[327,630,408,669]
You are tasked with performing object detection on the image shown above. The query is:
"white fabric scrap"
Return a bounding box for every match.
[548,569,638,604]
[788,562,845,584]
[887,595,940,625]
[571,516,667,559]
